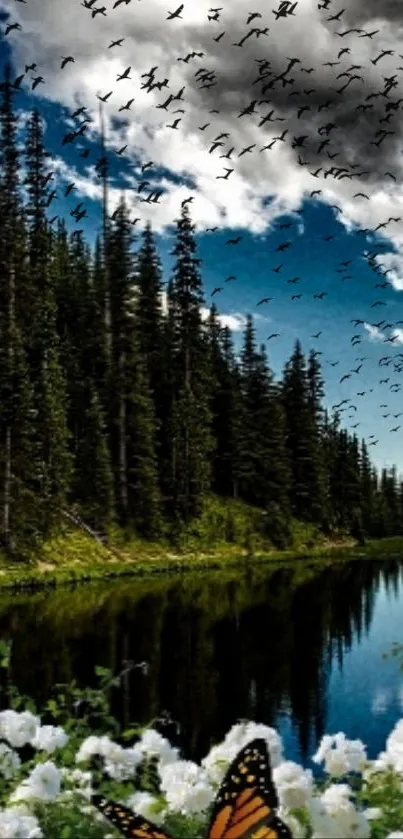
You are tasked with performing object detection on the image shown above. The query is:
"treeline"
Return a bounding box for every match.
[0,70,401,558]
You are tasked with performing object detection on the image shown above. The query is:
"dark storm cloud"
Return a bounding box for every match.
[3,0,403,237]
[178,8,403,192]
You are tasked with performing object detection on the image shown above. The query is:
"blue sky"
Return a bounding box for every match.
[2,0,403,475]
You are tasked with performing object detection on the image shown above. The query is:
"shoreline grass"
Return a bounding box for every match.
[0,527,402,592]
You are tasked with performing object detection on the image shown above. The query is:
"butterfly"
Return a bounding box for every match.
[91,737,293,839]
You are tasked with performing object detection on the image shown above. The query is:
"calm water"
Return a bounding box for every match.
[0,558,403,771]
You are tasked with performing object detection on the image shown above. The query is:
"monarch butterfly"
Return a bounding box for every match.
[91,737,293,839]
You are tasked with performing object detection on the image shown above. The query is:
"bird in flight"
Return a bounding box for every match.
[60,56,75,69]
[167,4,184,19]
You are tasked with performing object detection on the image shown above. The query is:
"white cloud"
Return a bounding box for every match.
[390,328,403,345]
[363,323,384,341]
[374,251,403,291]
[201,308,246,331]
[4,0,403,246]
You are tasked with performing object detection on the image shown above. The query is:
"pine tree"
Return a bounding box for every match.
[360,439,375,536]
[159,278,177,508]
[206,305,227,493]
[91,235,110,406]
[253,344,291,514]
[282,340,320,521]
[236,314,259,500]
[25,109,72,537]
[0,68,41,555]
[165,207,213,521]
[219,326,244,499]
[134,221,164,401]
[126,348,162,538]
[306,350,329,524]
[73,385,114,532]
[107,197,133,522]
[108,199,161,532]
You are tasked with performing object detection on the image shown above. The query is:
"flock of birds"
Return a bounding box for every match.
[3,0,403,450]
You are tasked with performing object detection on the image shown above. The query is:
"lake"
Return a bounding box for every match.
[0,558,403,772]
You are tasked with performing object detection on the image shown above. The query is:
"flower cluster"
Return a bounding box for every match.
[0,707,403,838]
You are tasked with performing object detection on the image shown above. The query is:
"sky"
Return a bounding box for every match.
[1,0,403,475]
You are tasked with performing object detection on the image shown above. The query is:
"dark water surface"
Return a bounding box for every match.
[1,558,403,770]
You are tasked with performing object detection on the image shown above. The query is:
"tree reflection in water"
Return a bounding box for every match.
[0,559,402,767]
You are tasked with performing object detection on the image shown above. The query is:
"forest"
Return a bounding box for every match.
[0,66,402,560]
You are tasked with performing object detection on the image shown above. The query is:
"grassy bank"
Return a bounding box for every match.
[0,495,402,591]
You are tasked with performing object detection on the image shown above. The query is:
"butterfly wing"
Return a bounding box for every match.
[91,794,174,839]
[206,738,293,839]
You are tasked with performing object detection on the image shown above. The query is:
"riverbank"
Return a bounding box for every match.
[0,493,402,590]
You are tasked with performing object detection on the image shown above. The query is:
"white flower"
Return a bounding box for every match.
[273,760,313,810]
[10,761,61,803]
[75,734,108,762]
[61,767,93,800]
[125,792,166,826]
[362,751,395,779]
[201,742,239,785]
[104,745,141,781]
[319,784,370,838]
[0,809,43,838]
[386,833,403,838]
[18,816,43,839]
[75,734,141,780]
[32,725,68,754]
[202,722,283,785]
[363,807,383,820]
[138,729,179,767]
[68,768,92,786]
[159,759,214,814]
[224,722,283,767]
[386,720,403,772]
[308,797,344,839]
[0,710,40,749]
[277,806,307,838]
[0,742,21,779]
[312,732,367,776]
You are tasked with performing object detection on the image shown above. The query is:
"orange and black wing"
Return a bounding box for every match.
[206,738,293,839]
[91,794,174,839]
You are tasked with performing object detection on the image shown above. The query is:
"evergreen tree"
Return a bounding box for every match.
[1,87,403,555]
[306,350,329,524]
[165,207,213,521]
[282,341,323,522]
[206,305,228,494]
[0,70,41,555]
[108,199,161,532]
[25,109,72,536]
[207,310,245,500]
[219,326,244,499]
[107,197,133,522]
[91,235,110,406]
[360,439,375,536]
[134,221,164,401]
[73,385,114,532]
[236,314,259,500]
[126,335,162,537]
[254,344,291,515]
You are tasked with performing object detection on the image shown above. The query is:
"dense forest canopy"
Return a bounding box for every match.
[0,69,401,559]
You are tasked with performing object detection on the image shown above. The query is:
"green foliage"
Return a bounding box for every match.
[0,89,402,562]
[0,650,402,837]
[35,799,110,839]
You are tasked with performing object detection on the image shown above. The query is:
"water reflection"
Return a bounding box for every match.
[0,559,402,767]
